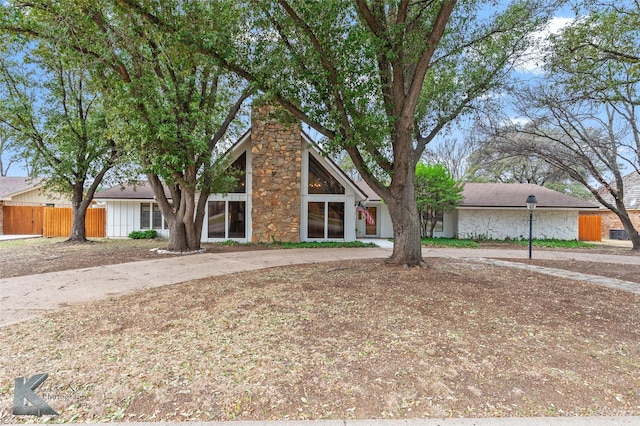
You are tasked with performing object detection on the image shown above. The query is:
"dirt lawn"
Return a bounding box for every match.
[0,239,639,422]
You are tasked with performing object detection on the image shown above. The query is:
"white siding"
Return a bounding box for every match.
[104,200,170,239]
[457,208,578,240]
[10,188,71,206]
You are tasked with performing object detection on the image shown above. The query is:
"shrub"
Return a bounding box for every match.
[128,230,157,239]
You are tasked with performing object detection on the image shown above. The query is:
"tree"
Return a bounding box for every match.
[484,4,640,249]
[422,138,472,181]
[465,130,590,198]
[0,124,16,176]
[415,162,463,238]
[120,0,557,266]
[1,1,252,251]
[0,41,121,241]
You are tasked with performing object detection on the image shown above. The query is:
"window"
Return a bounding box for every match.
[208,200,246,239]
[307,201,344,239]
[228,201,246,238]
[308,202,325,238]
[308,155,344,194]
[140,203,166,230]
[231,152,247,193]
[208,201,225,238]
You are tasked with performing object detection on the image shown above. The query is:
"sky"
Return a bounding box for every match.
[1,2,579,178]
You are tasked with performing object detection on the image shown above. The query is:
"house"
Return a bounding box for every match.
[95,104,366,243]
[0,176,71,235]
[95,104,599,243]
[452,183,599,240]
[578,171,640,240]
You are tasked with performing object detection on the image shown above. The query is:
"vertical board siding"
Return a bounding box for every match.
[42,207,106,238]
[2,205,44,234]
[578,215,602,241]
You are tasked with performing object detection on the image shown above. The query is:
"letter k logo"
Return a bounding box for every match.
[13,373,59,416]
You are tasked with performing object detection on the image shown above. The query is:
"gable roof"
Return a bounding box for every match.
[355,180,599,210]
[598,172,640,210]
[95,181,172,200]
[461,183,599,209]
[0,176,45,200]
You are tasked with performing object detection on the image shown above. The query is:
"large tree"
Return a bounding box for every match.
[465,130,590,198]
[483,3,640,249]
[119,0,557,266]
[0,41,121,241]
[2,1,252,251]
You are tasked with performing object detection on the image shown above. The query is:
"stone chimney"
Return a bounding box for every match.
[250,103,302,243]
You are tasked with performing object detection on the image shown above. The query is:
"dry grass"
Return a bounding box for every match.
[1,258,639,422]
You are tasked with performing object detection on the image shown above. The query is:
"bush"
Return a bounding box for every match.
[128,230,157,239]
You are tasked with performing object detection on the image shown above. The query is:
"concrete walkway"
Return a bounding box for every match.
[3,244,640,327]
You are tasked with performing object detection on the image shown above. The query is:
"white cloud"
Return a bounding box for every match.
[515,16,575,74]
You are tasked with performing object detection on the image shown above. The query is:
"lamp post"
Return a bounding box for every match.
[526,195,537,259]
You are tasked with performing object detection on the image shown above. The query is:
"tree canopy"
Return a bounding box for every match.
[1,0,252,250]
[0,39,123,241]
[481,3,640,248]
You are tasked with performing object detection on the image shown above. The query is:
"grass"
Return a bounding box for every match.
[421,237,597,249]
[511,238,596,249]
[421,237,479,248]
[260,240,378,249]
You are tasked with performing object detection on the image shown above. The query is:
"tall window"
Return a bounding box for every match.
[208,201,225,238]
[231,152,246,193]
[208,200,246,239]
[140,203,166,230]
[307,201,344,239]
[308,155,344,194]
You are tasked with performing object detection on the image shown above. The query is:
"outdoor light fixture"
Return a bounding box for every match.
[526,194,537,259]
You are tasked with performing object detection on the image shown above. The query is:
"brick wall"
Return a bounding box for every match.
[581,210,640,239]
[250,104,302,243]
[0,201,3,235]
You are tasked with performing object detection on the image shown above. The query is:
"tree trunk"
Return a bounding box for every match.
[617,209,640,250]
[386,182,424,267]
[167,219,189,252]
[67,184,88,243]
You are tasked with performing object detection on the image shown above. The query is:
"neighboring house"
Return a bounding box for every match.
[95,104,599,243]
[583,171,640,240]
[0,176,71,235]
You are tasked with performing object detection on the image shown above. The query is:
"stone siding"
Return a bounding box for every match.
[250,104,302,243]
[458,209,578,240]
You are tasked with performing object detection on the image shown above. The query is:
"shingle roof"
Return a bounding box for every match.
[94,181,172,200]
[354,180,599,210]
[598,172,640,210]
[0,176,44,200]
[461,183,599,209]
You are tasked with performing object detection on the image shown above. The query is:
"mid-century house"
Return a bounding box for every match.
[95,104,599,243]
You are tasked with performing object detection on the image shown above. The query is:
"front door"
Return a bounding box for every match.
[365,206,377,236]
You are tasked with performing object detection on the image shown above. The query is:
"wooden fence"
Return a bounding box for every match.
[578,214,602,241]
[3,206,105,238]
[2,205,44,235]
